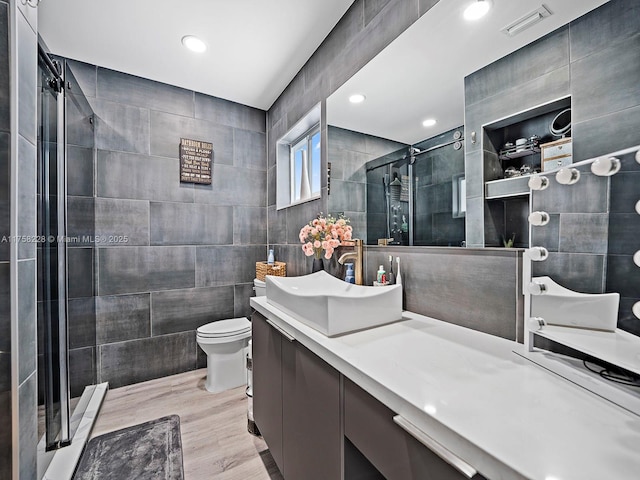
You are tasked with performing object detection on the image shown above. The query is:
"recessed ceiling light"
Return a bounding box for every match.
[463,0,491,21]
[349,94,366,104]
[182,35,207,53]
[422,118,437,127]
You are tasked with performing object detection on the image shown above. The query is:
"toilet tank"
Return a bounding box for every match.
[254,278,266,297]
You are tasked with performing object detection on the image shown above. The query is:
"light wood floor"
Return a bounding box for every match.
[92,369,284,480]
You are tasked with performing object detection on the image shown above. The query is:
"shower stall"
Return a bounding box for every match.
[37,46,100,462]
[37,45,71,450]
[366,128,466,247]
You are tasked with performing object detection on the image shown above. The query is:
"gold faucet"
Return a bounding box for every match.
[337,239,363,285]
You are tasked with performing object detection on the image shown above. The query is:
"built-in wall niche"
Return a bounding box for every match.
[482,97,571,248]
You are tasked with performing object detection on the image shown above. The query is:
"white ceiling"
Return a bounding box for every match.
[37,0,355,110]
[327,0,609,145]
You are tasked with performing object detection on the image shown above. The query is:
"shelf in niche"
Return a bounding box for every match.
[498,143,540,161]
[485,176,530,199]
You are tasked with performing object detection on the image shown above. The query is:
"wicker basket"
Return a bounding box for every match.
[256,261,287,281]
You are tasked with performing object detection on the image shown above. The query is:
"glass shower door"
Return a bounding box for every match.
[37,49,70,450]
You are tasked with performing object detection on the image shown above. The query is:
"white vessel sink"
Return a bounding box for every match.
[265,271,403,336]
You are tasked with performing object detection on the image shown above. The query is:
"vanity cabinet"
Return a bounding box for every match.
[344,378,483,480]
[252,312,341,480]
[253,311,483,480]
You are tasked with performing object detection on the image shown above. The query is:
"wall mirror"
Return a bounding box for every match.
[325,0,608,246]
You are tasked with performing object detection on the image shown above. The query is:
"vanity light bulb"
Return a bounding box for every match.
[529,281,547,296]
[636,149,640,164]
[528,211,550,226]
[556,167,580,185]
[590,157,621,176]
[633,301,640,320]
[528,317,546,331]
[636,200,640,215]
[634,250,640,268]
[528,175,549,191]
[528,246,549,261]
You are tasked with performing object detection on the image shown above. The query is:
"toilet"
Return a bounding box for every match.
[196,278,265,393]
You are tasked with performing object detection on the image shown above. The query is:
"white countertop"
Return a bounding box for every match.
[251,296,640,480]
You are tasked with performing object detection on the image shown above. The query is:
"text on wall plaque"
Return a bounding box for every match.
[180,138,213,184]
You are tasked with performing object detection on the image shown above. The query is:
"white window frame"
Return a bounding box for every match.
[276,104,321,210]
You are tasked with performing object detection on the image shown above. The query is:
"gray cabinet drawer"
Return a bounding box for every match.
[344,377,483,480]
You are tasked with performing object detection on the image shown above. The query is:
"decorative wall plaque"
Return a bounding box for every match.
[179,138,213,184]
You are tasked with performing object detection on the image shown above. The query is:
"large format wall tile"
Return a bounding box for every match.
[95,197,150,246]
[0,2,8,132]
[571,34,640,124]
[96,293,150,344]
[569,0,640,62]
[98,246,195,295]
[151,286,235,335]
[0,133,9,262]
[150,202,232,246]
[68,347,95,397]
[531,171,608,214]
[195,245,265,287]
[17,11,37,145]
[92,98,150,154]
[558,213,609,255]
[465,27,570,107]
[17,136,36,260]
[607,254,640,299]
[68,247,94,298]
[99,332,196,388]
[67,146,94,197]
[97,67,194,117]
[66,59,97,99]
[18,260,36,384]
[532,252,605,294]
[193,165,266,207]
[367,248,522,341]
[149,110,233,164]
[234,128,267,171]
[234,283,255,318]
[0,262,8,352]
[96,150,195,203]
[67,196,95,246]
[194,93,266,133]
[234,206,267,245]
[68,297,96,349]
[18,373,37,480]
[572,104,640,161]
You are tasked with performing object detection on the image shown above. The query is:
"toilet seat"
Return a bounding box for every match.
[197,317,251,338]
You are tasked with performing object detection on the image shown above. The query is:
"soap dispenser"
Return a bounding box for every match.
[344,263,355,284]
[267,248,275,265]
[377,265,386,284]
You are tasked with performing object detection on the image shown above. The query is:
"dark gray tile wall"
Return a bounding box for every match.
[6,3,39,477]
[365,247,523,341]
[63,59,267,388]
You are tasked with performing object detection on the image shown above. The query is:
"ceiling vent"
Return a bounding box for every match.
[501,5,552,36]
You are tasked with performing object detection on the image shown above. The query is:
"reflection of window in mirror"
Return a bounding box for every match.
[452,174,466,218]
[276,104,321,209]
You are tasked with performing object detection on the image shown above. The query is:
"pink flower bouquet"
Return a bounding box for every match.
[299,214,352,260]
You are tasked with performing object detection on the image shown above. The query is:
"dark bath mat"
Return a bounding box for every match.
[73,415,184,480]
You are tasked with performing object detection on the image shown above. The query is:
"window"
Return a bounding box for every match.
[276,104,321,209]
[290,128,321,203]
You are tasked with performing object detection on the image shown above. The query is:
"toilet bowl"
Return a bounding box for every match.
[197,317,251,393]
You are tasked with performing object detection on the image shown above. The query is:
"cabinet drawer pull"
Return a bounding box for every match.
[393,415,477,478]
[265,318,295,342]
